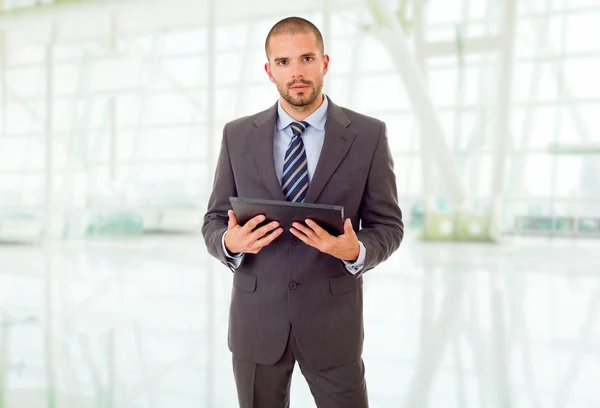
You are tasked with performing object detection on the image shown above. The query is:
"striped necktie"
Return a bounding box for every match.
[282,121,309,202]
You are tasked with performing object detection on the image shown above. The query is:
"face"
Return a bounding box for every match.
[264,32,329,109]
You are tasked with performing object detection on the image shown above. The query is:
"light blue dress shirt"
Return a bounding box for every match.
[222,95,366,274]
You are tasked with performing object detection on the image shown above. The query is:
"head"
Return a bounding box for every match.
[264,17,329,111]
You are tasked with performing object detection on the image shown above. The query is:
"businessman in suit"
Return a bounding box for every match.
[202,16,403,408]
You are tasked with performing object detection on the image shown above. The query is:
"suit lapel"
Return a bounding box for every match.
[249,102,287,201]
[304,98,356,204]
[248,97,356,203]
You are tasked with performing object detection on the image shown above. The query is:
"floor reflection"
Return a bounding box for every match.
[0,234,599,407]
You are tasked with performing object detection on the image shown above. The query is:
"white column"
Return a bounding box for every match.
[44,22,57,239]
[489,0,517,238]
[206,1,217,184]
[367,0,467,207]
[0,29,5,140]
[413,0,436,213]
[109,97,117,185]
[205,2,217,407]
[322,0,331,55]
[109,13,118,185]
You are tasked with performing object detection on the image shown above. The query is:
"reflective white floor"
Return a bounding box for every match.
[1,232,600,407]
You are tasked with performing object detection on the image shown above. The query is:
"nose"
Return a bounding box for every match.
[290,61,305,79]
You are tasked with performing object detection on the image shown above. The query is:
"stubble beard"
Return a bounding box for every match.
[277,79,323,111]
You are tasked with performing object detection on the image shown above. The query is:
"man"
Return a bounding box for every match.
[202,16,403,408]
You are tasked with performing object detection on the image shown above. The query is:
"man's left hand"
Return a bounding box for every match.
[290,218,360,262]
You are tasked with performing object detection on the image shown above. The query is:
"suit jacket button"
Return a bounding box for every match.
[292,238,300,245]
[289,281,298,290]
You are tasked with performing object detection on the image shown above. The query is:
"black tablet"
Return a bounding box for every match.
[229,197,345,236]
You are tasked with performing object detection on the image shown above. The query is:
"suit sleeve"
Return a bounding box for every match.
[202,123,241,271]
[354,122,404,276]
[222,230,245,269]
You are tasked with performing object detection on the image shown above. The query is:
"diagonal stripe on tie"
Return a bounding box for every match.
[282,121,309,202]
[283,142,304,177]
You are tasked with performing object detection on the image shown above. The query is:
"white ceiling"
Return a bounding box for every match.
[0,0,367,45]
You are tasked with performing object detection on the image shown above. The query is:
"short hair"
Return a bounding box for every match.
[265,17,324,59]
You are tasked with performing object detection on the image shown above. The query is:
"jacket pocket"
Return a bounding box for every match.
[329,274,363,295]
[233,272,257,293]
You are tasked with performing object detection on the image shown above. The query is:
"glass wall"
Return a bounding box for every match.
[0,0,598,239]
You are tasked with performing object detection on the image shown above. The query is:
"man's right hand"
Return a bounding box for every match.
[224,210,283,255]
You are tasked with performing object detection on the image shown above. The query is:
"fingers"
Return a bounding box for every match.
[343,218,355,236]
[290,224,330,253]
[291,221,325,252]
[242,214,266,233]
[251,221,280,241]
[227,210,238,229]
[250,227,284,252]
[289,227,308,243]
[305,219,329,239]
[233,215,282,253]
[292,220,329,241]
[291,221,312,237]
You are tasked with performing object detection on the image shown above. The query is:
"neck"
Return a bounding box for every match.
[280,93,324,121]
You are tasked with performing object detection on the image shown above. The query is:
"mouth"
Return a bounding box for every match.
[290,84,311,91]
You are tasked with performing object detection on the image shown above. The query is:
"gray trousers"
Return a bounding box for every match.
[232,328,369,408]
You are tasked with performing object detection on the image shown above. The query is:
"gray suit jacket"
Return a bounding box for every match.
[202,96,403,370]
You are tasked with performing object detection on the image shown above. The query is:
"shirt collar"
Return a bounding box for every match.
[276,94,328,132]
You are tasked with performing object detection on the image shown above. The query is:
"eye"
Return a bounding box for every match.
[277,59,287,66]
[303,57,313,62]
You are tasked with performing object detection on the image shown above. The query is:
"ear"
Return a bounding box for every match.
[323,54,330,75]
[264,62,275,83]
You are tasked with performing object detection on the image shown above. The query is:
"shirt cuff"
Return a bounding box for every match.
[342,240,366,275]
[222,230,244,269]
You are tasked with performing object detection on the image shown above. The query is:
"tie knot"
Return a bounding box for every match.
[290,121,309,137]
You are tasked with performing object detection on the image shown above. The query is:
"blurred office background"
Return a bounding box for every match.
[0,0,599,406]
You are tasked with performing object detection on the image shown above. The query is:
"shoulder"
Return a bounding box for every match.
[223,113,257,135]
[223,105,274,135]
[336,105,386,135]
